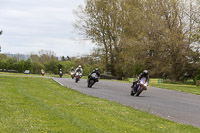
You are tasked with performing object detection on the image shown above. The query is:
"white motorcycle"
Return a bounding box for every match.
[75,72,82,83]
[70,71,75,79]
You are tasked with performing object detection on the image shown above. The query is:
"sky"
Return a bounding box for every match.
[0,0,96,57]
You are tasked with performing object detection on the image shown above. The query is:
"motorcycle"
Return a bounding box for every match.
[88,73,99,88]
[59,71,63,78]
[131,78,148,96]
[70,71,75,79]
[75,72,82,83]
[41,71,45,76]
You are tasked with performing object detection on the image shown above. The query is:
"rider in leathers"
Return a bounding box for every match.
[88,68,100,82]
[131,70,149,95]
[70,67,74,73]
[74,65,83,77]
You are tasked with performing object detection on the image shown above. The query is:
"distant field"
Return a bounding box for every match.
[0,75,199,132]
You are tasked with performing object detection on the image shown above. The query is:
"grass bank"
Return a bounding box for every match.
[0,75,199,132]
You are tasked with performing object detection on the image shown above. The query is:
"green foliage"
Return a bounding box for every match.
[74,0,200,81]
[59,60,77,74]
[45,60,59,74]
[133,62,144,77]
[0,54,100,76]
[82,64,93,76]
[24,58,32,72]
[194,67,200,81]
[15,60,25,73]
[32,62,44,74]
[6,58,17,70]
[0,59,6,70]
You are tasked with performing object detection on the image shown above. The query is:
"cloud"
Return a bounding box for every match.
[1,36,96,57]
[0,0,94,57]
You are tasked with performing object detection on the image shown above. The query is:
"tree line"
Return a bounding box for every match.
[74,0,200,81]
[0,50,100,76]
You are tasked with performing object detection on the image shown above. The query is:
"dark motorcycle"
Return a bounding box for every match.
[75,72,82,83]
[59,71,63,78]
[131,78,148,96]
[88,73,99,88]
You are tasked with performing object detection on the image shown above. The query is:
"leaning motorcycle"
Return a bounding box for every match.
[75,72,82,83]
[88,73,99,88]
[131,78,148,96]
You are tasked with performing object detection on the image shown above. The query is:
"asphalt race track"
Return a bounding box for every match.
[53,78,200,128]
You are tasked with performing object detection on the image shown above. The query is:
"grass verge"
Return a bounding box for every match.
[149,83,200,95]
[0,75,199,132]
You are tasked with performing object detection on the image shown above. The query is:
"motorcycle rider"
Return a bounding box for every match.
[131,70,149,95]
[41,69,45,76]
[70,67,75,79]
[88,68,100,82]
[59,68,63,78]
[70,67,74,72]
[74,65,83,77]
[88,68,100,87]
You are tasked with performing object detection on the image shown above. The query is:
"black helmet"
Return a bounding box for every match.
[143,70,148,75]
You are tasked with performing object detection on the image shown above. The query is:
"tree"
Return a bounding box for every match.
[38,50,58,64]
[74,0,200,80]
[61,56,66,61]
[0,30,2,52]
[24,58,32,72]
[45,60,59,74]
[74,0,123,74]
[32,61,44,74]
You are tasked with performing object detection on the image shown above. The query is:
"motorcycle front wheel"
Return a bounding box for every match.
[136,88,144,96]
[88,80,94,88]
[75,78,79,83]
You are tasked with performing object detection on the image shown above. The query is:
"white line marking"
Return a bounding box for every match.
[52,78,64,86]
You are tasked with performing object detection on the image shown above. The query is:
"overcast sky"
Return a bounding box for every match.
[0,0,95,57]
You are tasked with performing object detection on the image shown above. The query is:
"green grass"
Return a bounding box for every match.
[149,83,200,95]
[0,75,199,132]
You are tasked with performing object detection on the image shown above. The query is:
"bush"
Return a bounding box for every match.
[194,67,200,81]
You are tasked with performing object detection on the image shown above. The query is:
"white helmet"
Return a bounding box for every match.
[143,70,148,75]
[78,65,82,68]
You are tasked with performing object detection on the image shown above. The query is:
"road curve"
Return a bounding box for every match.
[53,78,200,128]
